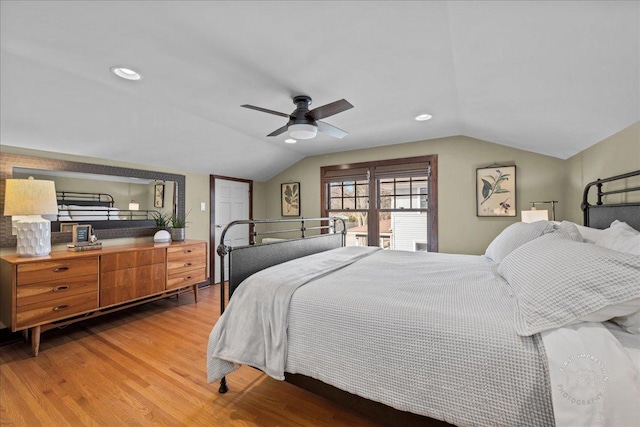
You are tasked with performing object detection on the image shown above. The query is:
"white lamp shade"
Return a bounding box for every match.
[4,178,58,257]
[4,178,58,215]
[288,123,317,139]
[521,209,549,223]
[129,202,140,210]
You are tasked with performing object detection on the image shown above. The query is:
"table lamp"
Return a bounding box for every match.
[4,177,58,256]
[521,200,558,223]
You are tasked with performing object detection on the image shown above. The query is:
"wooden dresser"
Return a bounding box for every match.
[0,240,207,355]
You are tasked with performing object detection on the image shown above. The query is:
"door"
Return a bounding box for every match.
[213,178,251,284]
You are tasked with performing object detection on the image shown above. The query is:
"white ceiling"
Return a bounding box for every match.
[1,1,638,181]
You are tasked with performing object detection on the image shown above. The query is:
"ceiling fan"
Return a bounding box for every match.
[241,96,354,140]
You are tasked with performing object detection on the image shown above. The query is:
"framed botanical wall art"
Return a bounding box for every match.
[281,182,300,217]
[476,165,516,217]
[154,183,165,208]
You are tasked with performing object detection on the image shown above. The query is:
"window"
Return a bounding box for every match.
[321,155,438,252]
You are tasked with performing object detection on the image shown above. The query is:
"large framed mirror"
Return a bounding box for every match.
[1,153,185,247]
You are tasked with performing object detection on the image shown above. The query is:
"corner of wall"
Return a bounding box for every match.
[563,121,640,224]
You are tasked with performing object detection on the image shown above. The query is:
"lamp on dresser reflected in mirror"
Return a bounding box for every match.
[128,200,139,220]
[521,200,558,223]
[3,177,58,256]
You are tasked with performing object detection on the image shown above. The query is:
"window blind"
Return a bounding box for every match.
[374,162,430,180]
[323,167,368,183]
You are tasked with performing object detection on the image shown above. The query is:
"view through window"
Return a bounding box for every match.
[322,156,437,252]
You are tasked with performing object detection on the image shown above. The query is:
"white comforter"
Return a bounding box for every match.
[208,247,555,426]
[207,246,379,381]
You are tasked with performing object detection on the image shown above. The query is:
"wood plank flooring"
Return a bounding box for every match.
[0,285,382,427]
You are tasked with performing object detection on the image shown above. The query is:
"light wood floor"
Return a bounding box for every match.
[0,285,382,427]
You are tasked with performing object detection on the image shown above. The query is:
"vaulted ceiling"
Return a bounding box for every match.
[1,1,638,181]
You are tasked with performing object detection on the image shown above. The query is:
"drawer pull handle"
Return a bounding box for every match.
[53,266,69,272]
[184,249,192,253]
[184,262,192,267]
[185,276,192,281]
[53,285,69,292]
[53,305,69,312]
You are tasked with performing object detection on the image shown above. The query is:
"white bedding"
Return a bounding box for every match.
[208,248,556,426]
[207,238,639,426]
[65,205,121,221]
[542,323,640,427]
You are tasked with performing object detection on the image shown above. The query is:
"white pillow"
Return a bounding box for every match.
[578,296,640,323]
[612,312,640,335]
[498,232,640,336]
[552,221,583,242]
[595,221,640,255]
[485,221,555,263]
[554,220,608,243]
[576,223,607,243]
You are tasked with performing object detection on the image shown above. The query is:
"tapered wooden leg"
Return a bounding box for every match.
[31,326,41,356]
[22,329,29,342]
[193,284,198,303]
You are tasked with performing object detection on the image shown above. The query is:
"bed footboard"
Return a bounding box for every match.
[215,217,345,393]
[217,217,346,313]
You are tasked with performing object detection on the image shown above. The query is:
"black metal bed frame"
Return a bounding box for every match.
[582,170,640,230]
[57,190,115,207]
[215,217,346,393]
[53,190,159,223]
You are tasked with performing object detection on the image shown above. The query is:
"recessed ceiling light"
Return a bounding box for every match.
[110,66,142,81]
[415,114,432,121]
[285,139,297,144]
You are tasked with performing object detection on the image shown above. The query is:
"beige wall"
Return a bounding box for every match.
[3,122,637,257]
[564,122,640,223]
[262,136,566,255]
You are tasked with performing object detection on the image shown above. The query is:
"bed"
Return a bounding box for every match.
[46,190,158,230]
[207,171,640,427]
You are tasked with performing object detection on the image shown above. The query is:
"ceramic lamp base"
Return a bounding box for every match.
[15,216,51,257]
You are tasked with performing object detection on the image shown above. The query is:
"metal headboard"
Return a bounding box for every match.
[216,217,346,315]
[582,170,640,230]
[57,190,115,207]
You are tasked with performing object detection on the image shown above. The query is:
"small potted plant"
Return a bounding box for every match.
[151,211,171,230]
[169,210,190,241]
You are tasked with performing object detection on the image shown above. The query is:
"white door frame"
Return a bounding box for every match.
[210,175,253,285]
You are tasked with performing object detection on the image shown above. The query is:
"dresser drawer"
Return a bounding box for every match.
[167,259,207,276]
[16,292,98,328]
[101,248,165,272]
[17,258,98,286]
[17,274,98,307]
[167,243,206,262]
[167,268,206,290]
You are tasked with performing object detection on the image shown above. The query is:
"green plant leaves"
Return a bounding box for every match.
[480,170,511,205]
[481,179,492,199]
[283,183,299,213]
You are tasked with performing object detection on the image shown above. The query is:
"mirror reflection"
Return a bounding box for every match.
[13,167,176,231]
[0,152,186,247]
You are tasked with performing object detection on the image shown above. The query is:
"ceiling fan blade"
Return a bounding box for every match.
[307,99,354,120]
[241,104,290,118]
[317,121,348,139]
[267,124,289,137]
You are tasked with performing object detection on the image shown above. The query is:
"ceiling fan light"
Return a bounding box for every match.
[289,124,317,139]
[415,114,432,121]
[110,66,142,81]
